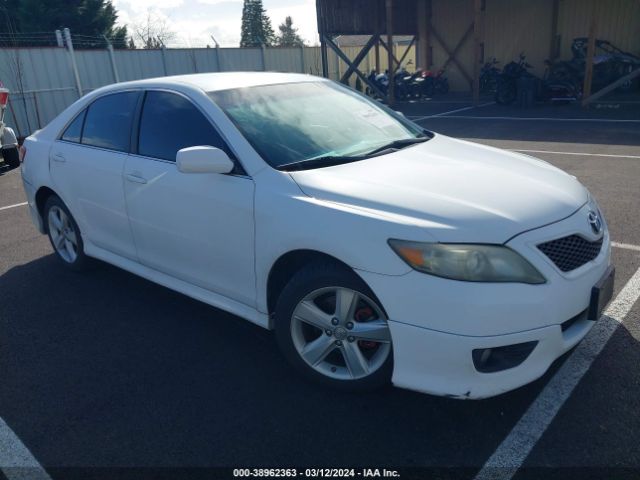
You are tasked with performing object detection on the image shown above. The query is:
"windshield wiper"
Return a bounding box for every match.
[276,155,367,172]
[363,136,430,157]
[276,135,431,172]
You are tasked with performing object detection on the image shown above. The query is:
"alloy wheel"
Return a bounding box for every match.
[290,287,391,381]
[48,205,78,263]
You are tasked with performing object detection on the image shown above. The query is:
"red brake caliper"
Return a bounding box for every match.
[354,306,377,350]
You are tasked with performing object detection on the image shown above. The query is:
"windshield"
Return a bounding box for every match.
[209,81,427,169]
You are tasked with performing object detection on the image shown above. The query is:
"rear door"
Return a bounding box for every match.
[123,90,256,306]
[49,91,140,260]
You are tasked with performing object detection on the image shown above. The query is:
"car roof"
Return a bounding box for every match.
[104,72,325,93]
[32,72,329,142]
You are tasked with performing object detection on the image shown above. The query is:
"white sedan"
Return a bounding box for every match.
[20,72,613,398]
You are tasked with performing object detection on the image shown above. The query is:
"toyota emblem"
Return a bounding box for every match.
[588,210,602,235]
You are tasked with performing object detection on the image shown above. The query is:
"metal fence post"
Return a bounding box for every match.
[55,30,63,48]
[190,49,199,73]
[216,45,223,71]
[103,35,120,83]
[261,44,267,71]
[160,46,168,75]
[63,28,83,97]
[300,46,305,73]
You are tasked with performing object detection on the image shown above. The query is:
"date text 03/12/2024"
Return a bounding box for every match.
[233,469,401,477]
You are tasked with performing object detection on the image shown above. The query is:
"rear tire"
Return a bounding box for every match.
[274,261,393,392]
[44,195,91,272]
[2,147,20,169]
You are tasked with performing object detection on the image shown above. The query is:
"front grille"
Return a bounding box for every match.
[538,235,603,272]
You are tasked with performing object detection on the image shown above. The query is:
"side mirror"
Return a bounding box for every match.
[176,146,234,174]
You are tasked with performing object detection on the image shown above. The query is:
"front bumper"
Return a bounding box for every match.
[386,312,592,399]
[357,203,611,399]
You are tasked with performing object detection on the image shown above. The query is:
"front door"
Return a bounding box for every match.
[123,90,256,307]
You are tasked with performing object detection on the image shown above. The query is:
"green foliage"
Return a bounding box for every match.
[240,0,275,47]
[276,16,304,47]
[0,0,130,48]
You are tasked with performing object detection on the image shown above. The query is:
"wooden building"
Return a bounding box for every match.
[316,0,640,104]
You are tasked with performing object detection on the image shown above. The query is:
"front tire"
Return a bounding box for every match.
[44,195,90,271]
[275,261,393,391]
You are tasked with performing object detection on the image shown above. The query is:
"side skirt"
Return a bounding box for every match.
[84,241,270,329]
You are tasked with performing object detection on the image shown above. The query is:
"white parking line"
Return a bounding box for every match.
[475,265,640,480]
[0,417,52,480]
[0,202,27,212]
[417,115,640,123]
[512,149,640,160]
[612,241,640,252]
[409,101,495,121]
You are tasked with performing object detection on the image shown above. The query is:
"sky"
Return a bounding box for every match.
[112,0,320,48]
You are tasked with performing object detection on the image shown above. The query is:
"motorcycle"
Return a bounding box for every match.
[409,68,449,98]
[365,69,388,99]
[480,58,500,94]
[393,66,413,100]
[495,53,580,105]
[495,53,534,105]
[365,67,415,101]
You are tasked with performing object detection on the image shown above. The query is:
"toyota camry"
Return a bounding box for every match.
[20,72,613,398]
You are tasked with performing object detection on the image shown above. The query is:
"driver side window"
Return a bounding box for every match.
[138,91,240,172]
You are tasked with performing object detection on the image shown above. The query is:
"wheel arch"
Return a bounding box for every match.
[266,249,384,325]
[35,186,59,233]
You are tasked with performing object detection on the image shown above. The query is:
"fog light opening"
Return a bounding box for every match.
[472,341,538,373]
[478,348,492,365]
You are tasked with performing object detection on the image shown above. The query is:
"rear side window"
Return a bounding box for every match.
[61,110,85,143]
[82,92,139,152]
[138,91,232,162]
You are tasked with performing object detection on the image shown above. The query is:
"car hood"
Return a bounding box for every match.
[289,134,588,243]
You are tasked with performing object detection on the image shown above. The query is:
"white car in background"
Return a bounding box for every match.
[20,72,613,398]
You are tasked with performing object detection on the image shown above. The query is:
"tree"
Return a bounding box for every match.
[276,16,304,47]
[132,9,176,49]
[0,0,130,48]
[240,0,275,47]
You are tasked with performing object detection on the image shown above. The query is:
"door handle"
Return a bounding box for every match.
[51,153,66,163]
[125,173,148,184]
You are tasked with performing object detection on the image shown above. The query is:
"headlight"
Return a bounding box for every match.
[388,240,546,284]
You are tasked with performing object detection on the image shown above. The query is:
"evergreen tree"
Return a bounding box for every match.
[240,0,275,47]
[276,16,304,47]
[0,0,130,48]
